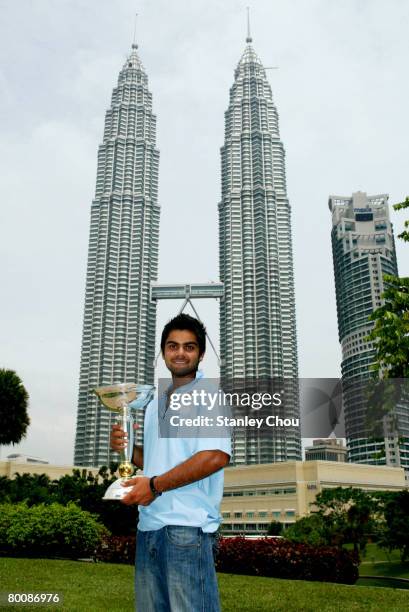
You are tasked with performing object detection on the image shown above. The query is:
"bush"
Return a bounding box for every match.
[0,502,108,559]
[96,535,136,564]
[284,514,327,547]
[216,537,358,584]
[267,520,283,536]
[0,471,138,536]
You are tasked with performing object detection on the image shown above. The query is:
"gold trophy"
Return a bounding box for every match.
[93,383,155,501]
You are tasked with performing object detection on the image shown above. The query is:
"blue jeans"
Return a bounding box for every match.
[135,526,220,612]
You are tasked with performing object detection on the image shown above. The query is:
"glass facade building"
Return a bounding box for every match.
[218,38,300,464]
[74,44,160,467]
[329,191,408,470]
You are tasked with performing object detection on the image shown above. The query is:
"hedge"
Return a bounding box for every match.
[96,535,136,564]
[0,502,108,559]
[94,533,358,585]
[216,537,359,584]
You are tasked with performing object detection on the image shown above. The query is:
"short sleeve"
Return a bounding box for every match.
[194,434,231,458]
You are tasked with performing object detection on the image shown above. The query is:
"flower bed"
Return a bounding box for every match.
[216,537,358,584]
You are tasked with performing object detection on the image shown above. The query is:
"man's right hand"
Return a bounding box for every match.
[110,424,128,452]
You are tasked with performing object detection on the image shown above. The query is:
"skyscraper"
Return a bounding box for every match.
[74,43,160,467]
[218,31,300,464]
[329,191,408,469]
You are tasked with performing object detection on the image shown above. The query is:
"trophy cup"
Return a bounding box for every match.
[93,382,155,500]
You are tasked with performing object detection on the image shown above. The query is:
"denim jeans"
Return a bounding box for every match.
[135,526,220,612]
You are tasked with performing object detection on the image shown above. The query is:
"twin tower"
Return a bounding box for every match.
[74,35,300,468]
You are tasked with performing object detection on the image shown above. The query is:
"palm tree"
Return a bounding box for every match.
[0,369,30,446]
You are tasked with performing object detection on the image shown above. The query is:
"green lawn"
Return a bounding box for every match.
[353,543,409,589]
[1,558,409,612]
[358,542,403,564]
[360,562,409,580]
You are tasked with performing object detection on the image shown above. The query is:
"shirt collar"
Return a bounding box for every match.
[160,369,204,398]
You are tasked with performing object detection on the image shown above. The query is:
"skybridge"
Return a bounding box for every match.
[150,282,224,366]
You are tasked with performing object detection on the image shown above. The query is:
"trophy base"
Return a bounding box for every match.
[102,474,144,501]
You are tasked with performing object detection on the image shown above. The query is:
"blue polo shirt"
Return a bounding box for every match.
[133,374,231,533]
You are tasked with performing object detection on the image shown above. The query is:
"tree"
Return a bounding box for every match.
[394,196,409,243]
[284,514,327,547]
[377,490,409,561]
[266,520,283,536]
[367,275,409,378]
[313,487,380,554]
[9,472,51,505]
[0,369,30,445]
[367,197,409,378]
[364,197,409,442]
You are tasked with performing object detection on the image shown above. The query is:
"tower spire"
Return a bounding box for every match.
[246,6,252,43]
[132,13,138,49]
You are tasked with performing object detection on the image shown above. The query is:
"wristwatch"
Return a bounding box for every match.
[149,476,162,498]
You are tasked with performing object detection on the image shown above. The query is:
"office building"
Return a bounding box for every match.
[329,191,408,470]
[305,439,347,462]
[74,43,160,467]
[221,460,406,534]
[218,30,300,463]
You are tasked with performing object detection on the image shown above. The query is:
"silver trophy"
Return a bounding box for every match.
[93,382,155,500]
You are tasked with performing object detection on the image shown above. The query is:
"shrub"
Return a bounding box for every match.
[284,514,327,547]
[96,535,136,564]
[216,537,358,584]
[0,502,108,559]
[0,471,138,536]
[267,520,283,536]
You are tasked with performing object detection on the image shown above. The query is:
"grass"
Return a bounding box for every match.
[0,558,409,612]
[0,558,132,612]
[220,574,409,611]
[357,542,403,564]
[360,563,409,579]
[355,543,409,590]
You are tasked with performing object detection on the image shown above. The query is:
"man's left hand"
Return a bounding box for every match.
[121,476,155,506]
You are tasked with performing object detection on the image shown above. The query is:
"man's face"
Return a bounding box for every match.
[163,329,203,378]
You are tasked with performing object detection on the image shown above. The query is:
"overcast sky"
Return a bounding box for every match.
[0,0,408,465]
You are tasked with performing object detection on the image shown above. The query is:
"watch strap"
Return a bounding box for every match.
[149,475,162,497]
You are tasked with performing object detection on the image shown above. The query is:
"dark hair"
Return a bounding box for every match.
[161,314,206,356]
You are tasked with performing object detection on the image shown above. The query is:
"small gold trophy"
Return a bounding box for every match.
[93,383,155,501]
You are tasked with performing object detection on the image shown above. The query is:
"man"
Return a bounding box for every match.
[110,313,231,612]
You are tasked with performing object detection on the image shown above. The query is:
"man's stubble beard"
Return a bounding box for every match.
[167,358,201,379]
